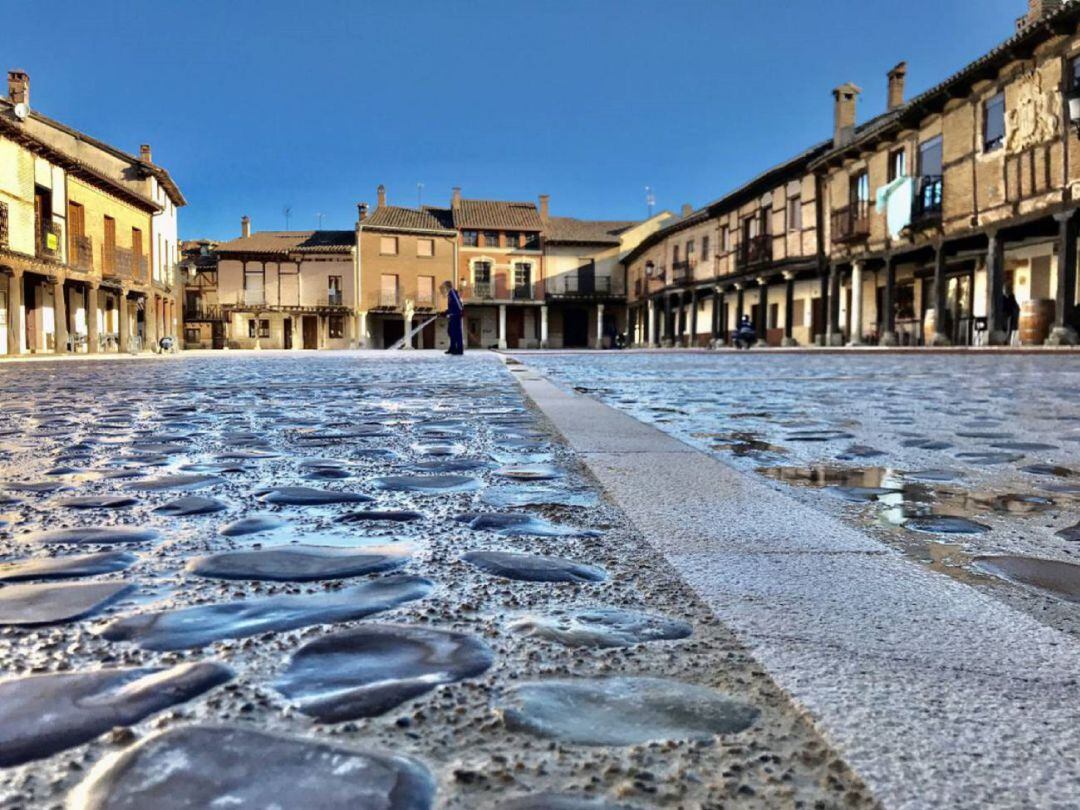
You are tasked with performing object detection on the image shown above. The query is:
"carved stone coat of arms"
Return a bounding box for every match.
[1005,70,1059,153]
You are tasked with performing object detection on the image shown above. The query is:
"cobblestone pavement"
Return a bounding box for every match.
[0,351,874,810]
[521,351,1080,637]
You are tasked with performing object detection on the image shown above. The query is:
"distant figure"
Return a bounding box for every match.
[442,280,464,355]
[1003,287,1021,345]
[733,314,757,350]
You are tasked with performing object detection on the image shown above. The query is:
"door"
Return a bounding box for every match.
[810,297,824,341]
[283,318,293,350]
[211,322,225,350]
[421,318,436,349]
[948,273,974,346]
[563,307,589,348]
[302,315,318,349]
[382,318,404,348]
[578,261,595,294]
[506,308,525,348]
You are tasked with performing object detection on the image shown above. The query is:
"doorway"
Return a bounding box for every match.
[283,318,293,350]
[563,307,589,348]
[382,318,404,348]
[420,318,436,349]
[211,321,225,350]
[506,308,525,348]
[302,316,318,349]
[946,271,974,346]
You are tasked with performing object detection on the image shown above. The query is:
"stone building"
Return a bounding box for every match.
[0,71,184,355]
[179,239,221,349]
[544,212,672,347]
[356,186,456,349]
[625,0,1080,348]
[214,219,356,350]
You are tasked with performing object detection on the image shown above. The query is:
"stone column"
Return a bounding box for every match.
[1048,211,1079,345]
[848,260,864,346]
[663,296,672,345]
[53,278,68,354]
[815,270,829,346]
[881,257,898,346]
[931,243,951,346]
[7,270,22,355]
[985,231,1007,345]
[688,291,697,347]
[710,289,720,342]
[717,291,727,344]
[646,299,656,347]
[357,311,368,349]
[540,305,549,348]
[86,282,99,354]
[146,295,159,351]
[497,304,507,349]
[403,301,415,350]
[595,302,604,348]
[117,290,130,353]
[782,272,797,347]
[827,266,842,346]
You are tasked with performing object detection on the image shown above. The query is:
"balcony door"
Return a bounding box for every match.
[513,263,532,299]
[380,274,399,308]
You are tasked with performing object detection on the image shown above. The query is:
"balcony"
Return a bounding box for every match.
[326,291,343,307]
[415,291,436,310]
[378,289,401,309]
[911,175,943,227]
[671,259,695,283]
[831,202,870,244]
[184,304,227,322]
[470,281,493,300]
[512,284,533,300]
[737,234,772,269]
[70,235,93,272]
[548,274,621,299]
[36,222,61,261]
[0,201,8,250]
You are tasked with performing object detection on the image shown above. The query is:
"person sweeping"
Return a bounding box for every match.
[442,280,464,355]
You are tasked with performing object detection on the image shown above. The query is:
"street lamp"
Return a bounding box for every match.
[1068,87,1080,138]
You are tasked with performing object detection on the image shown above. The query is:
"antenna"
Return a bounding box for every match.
[645,186,655,218]
[283,205,292,229]
[417,183,424,208]
[316,212,324,229]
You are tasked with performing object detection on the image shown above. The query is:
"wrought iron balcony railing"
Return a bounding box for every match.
[911,175,944,225]
[737,234,772,268]
[831,202,871,244]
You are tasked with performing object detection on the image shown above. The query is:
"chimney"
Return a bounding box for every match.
[887,63,907,111]
[1022,0,1062,27]
[451,187,462,208]
[833,83,862,148]
[377,184,386,208]
[139,144,152,163]
[241,215,251,238]
[357,202,368,222]
[681,203,693,217]
[7,71,29,107]
[538,194,550,223]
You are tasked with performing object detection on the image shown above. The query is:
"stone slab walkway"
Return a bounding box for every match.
[510,360,1080,809]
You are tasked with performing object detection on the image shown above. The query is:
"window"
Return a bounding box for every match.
[719,227,728,252]
[244,267,265,305]
[380,274,399,306]
[514,262,532,297]
[701,235,710,259]
[462,230,479,247]
[888,148,907,182]
[417,238,434,257]
[984,92,1005,152]
[919,135,943,177]
[379,236,398,255]
[1072,56,1080,89]
[103,216,116,273]
[473,261,492,284]
[248,319,270,338]
[328,315,345,339]
[483,231,500,248]
[522,232,540,249]
[328,275,342,305]
[68,202,86,267]
[131,228,143,279]
[504,232,519,249]
[851,171,870,205]
[788,196,802,231]
[673,244,680,263]
[686,240,695,261]
[417,275,435,305]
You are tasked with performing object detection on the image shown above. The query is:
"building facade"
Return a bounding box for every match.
[0,71,184,356]
[214,221,356,350]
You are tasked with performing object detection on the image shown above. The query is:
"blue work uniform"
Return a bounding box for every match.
[447,288,464,355]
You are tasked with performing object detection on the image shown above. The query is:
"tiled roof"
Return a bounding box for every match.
[544,217,639,245]
[452,199,544,231]
[363,205,455,233]
[215,230,355,255]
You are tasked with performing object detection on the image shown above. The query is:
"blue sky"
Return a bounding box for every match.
[7,0,1026,239]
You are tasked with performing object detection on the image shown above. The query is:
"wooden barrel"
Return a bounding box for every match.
[1019,298,1055,346]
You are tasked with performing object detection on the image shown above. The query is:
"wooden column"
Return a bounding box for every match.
[7,269,22,355]
[757,280,767,336]
[816,270,829,345]
[881,256,898,346]
[735,285,745,324]
[86,282,99,353]
[117,290,130,353]
[782,273,796,346]
[985,231,1007,345]
[828,265,841,344]
[689,290,698,347]
[932,242,950,345]
[53,277,68,353]
[1048,211,1079,345]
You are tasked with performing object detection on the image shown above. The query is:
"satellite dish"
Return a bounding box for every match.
[13,102,28,121]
